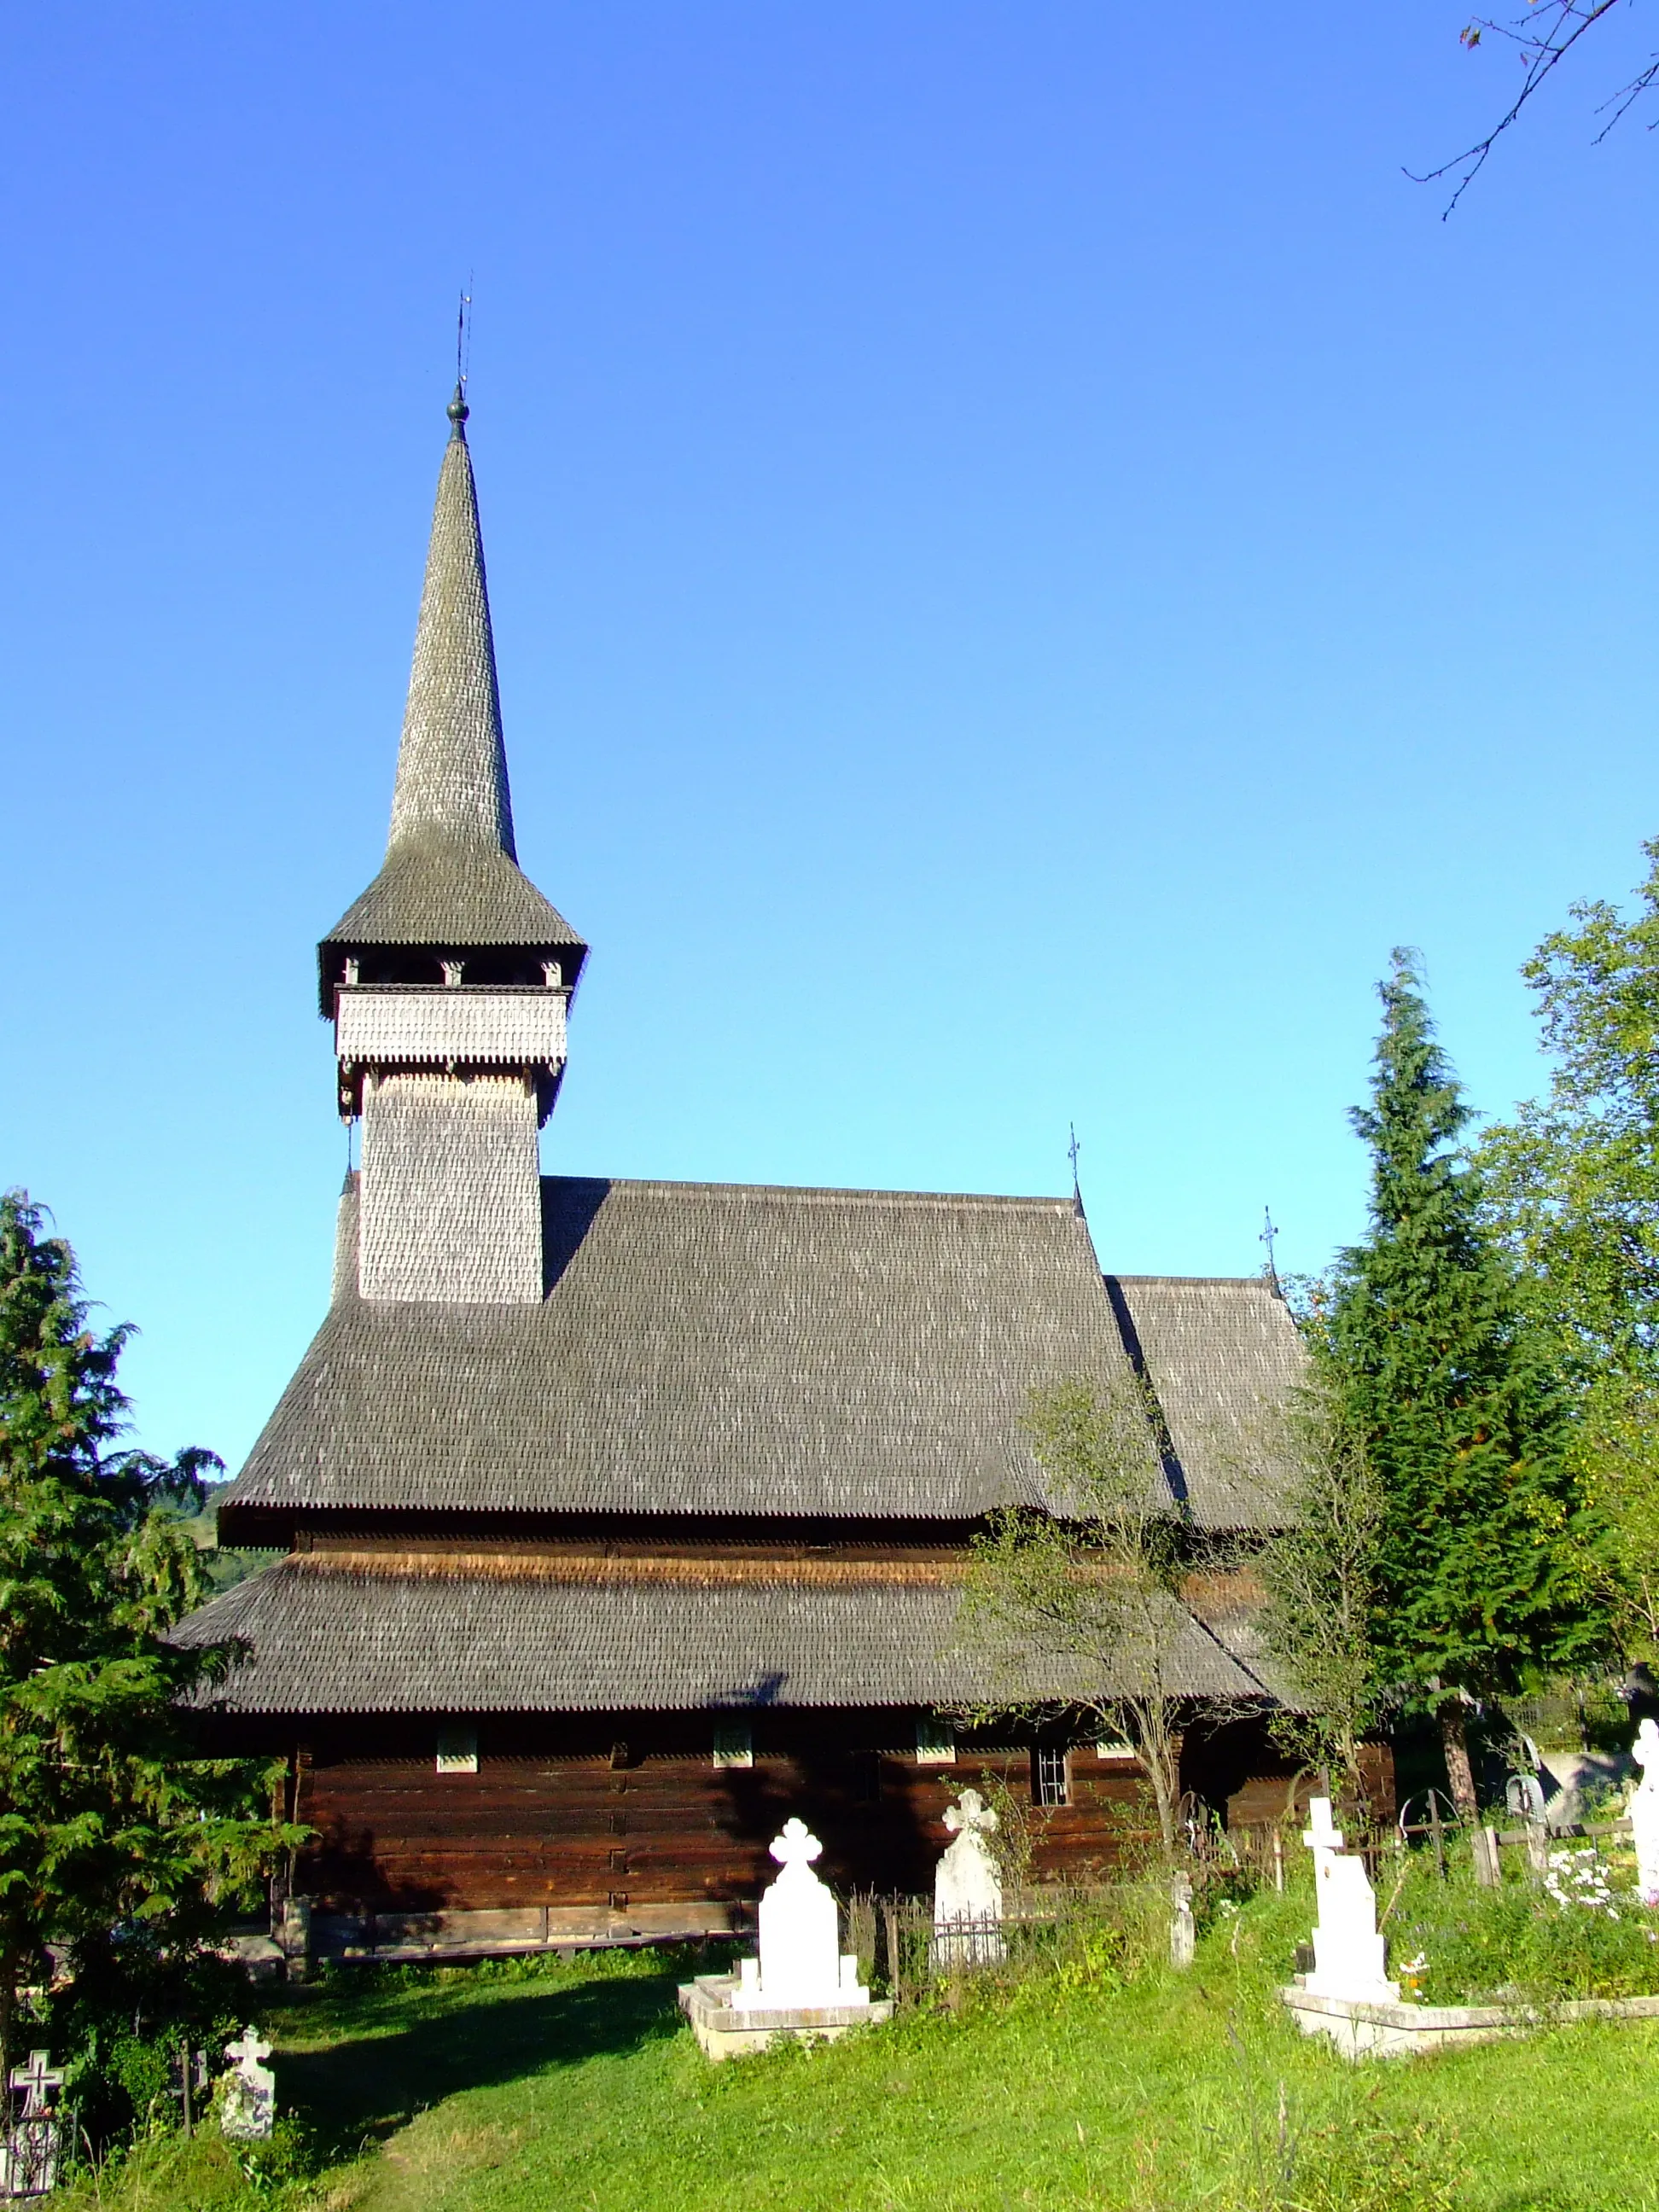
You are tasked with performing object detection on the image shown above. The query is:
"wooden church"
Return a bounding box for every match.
[177,387,1342,1959]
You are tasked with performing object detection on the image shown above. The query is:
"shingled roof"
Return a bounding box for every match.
[320,393,585,992]
[215,1174,1300,1539]
[172,1554,1271,1714]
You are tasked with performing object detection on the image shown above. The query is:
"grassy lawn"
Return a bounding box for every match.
[52,1888,1659,2212]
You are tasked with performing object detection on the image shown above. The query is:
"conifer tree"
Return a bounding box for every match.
[0,1191,295,2088]
[1320,954,1602,1820]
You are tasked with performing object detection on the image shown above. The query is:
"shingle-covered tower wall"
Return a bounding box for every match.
[358,1073,542,1301]
[318,391,585,1305]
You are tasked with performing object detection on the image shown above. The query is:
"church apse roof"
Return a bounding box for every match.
[215,1175,1301,1540]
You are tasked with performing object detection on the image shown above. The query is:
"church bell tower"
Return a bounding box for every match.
[318,387,586,1303]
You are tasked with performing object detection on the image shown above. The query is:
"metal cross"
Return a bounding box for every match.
[1260,1205,1281,1294]
[456,285,473,397]
[1068,1122,1082,1204]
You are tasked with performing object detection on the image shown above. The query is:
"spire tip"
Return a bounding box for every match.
[447,381,469,439]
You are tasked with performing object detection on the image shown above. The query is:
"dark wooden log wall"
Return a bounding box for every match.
[268,1709,1337,1912]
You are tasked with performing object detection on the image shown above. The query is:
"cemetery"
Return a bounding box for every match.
[8,12,1659,2208]
[11,1761,1659,2208]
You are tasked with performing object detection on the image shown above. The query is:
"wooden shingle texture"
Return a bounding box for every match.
[174,1557,1270,1714]
[218,1176,1299,1530]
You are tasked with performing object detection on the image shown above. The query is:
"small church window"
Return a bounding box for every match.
[436,1723,478,1774]
[713,1722,753,1770]
[1033,1747,1069,1807]
[916,1716,957,1765]
[851,1750,882,1804]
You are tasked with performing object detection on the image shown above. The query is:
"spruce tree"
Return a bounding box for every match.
[1321,953,1601,1820]
[0,1191,294,2090]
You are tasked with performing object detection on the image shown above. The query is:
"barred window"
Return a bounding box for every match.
[1033,1746,1069,1807]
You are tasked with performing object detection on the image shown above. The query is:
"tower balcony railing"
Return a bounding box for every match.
[334,983,568,1069]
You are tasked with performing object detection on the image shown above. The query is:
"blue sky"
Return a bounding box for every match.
[4,3,1656,1472]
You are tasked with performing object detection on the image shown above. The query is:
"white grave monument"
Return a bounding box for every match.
[1169,1870,1196,1970]
[0,2050,62,2200]
[218,2025,276,2141]
[1300,1797,1398,2003]
[1629,1719,1659,1906]
[933,1787,1005,1966]
[736,1818,869,2011]
[678,1815,892,2058]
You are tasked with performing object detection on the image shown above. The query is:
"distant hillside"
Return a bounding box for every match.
[177,1481,279,1597]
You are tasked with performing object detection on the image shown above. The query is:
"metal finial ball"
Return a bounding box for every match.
[447,385,469,427]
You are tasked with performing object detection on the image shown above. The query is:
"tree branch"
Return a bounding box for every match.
[1411,1,1644,216]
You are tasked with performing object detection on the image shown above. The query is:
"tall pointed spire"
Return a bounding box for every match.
[386,386,516,859]
[320,388,585,1011]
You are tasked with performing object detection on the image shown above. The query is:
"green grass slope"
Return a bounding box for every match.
[52,1889,1659,2212]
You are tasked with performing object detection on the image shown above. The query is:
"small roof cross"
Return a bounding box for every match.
[944,1788,998,1838]
[769,1817,823,1870]
[9,2051,62,2116]
[1301,1796,1345,1857]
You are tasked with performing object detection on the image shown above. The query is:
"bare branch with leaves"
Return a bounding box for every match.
[957,1371,1256,1865]
[1416,1,1656,214]
[1254,1384,1386,1803]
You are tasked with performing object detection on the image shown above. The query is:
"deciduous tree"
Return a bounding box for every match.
[958,1371,1250,1864]
[1477,840,1659,1660]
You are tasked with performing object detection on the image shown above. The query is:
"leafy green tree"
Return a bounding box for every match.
[1320,954,1604,1821]
[0,1191,297,2091]
[1477,840,1659,1659]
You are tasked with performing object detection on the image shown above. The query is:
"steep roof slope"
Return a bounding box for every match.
[217,1177,1299,1535]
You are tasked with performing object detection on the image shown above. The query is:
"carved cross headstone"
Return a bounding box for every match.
[218,2025,276,2142]
[735,1817,871,2012]
[0,2051,63,2199]
[1630,1719,1659,1906]
[933,1788,1005,1968]
[1300,1795,1399,2004]
[7,2056,61,2122]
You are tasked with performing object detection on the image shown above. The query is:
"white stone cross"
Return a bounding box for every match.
[9,2052,61,2117]
[1302,1799,1345,1859]
[942,1788,997,1841]
[1299,1795,1398,2004]
[224,2026,272,2075]
[734,1815,872,2014]
[219,2024,276,2142]
[934,1788,1004,1965]
[771,1817,822,1870]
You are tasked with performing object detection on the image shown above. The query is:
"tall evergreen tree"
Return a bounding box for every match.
[0,1191,296,2089]
[1320,953,1602,1820]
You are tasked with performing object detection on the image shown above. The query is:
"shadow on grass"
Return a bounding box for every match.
[279,1969,686,2161]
